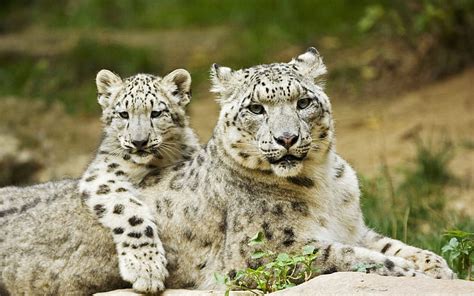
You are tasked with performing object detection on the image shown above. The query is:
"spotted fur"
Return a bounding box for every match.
[136,48,453,288]
[78,69,199,293]
[0,49,454,295]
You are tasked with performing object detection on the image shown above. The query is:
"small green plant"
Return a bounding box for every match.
[214,232,319,295]
[442,230,474,280]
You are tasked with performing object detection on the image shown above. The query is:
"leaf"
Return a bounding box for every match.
[214,272,227,285]
[265,262,275,269]
[248,231,265,246]
[277,253,290,262]
[251,251,266,259]
[303,245,316,255]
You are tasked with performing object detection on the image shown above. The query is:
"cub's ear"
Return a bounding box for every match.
[96,69,122,108]
[210,63,236,95]
[290,47,327,80]
[162,69,192,107]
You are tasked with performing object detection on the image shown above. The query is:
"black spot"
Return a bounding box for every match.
[282,227,295,246]
[116,187,127,193]
[0,207,18,218]
[129,199,143,206]
[127,232,142,239]
[108,163,119,169]
[322,245,332,262]
[228,269,237,279]
[272,204,284,216]
[93,204,106,218]
[122,242,130,248]
[322,266,338,274]
[182,281,196,289]
[334,164,345,178]
[262,221,273,240]
[184,229,195,241]
[113,204,124,214]
[238,152,249,159]
[172,161,186,171]
[81,191,90,201]
[197,262,207,270]
[169,172,184,190]
[201,239,212,248]
[96,184,110,195]
[197,154,205,165]
[128,216,144,226]
[85,175,97,182]
[113,227,124,235]
[123,154,131,160]
[219,210,228,233]
[291,201,309,216]
[381,243,392,254]
[384,259,395,271]
[115,170,126,176]
[287,176,315,188]
[144,226,154,238]
[342,247,355,254]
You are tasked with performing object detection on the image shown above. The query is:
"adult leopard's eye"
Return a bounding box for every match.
[119,111,129,119]
[151,110,162,118]
[248,104,265,115]
[297,98,311,110]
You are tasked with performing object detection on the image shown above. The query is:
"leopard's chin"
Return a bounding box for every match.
[271,160,303,177]
[129,152,155,164]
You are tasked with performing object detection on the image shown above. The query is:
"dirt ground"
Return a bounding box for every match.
[0,67,472,214]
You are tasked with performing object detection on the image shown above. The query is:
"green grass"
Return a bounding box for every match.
[361,139,474,266]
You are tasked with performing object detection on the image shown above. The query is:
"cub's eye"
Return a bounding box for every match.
[119,111,129,119]
[248,104,265,115]
[171,90,179,96]
[297,98,311,110]
[151,110,162,118]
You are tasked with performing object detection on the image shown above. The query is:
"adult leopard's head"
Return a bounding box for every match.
[211,48,333,177]
[96,69,191,163]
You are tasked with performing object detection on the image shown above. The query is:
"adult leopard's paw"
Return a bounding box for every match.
[118,246,168,293]
[377,256,428,278]
[405,250,455,279]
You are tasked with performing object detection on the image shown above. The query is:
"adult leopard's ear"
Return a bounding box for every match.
[96,69,122,108]
[290,47,327,80]
[210,63,237,99]
[162,69,192,107]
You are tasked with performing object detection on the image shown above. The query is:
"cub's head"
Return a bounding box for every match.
[211,48,333,177]
[96,69,191,162]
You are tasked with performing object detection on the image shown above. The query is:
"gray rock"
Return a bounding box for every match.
[95,272,474,296]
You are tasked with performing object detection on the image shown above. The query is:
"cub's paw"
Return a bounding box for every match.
[118,245,168,293]
[404,249,455,279]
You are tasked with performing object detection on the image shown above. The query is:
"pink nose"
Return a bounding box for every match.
[274,133,298,149]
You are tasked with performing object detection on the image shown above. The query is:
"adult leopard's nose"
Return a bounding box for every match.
[274,132,299,149]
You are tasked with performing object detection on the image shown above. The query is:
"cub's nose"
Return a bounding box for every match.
[132,139,149,150]
[274,133,299,149]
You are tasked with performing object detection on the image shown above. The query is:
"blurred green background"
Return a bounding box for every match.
[1,0,472,112]
[0,0,473,279]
